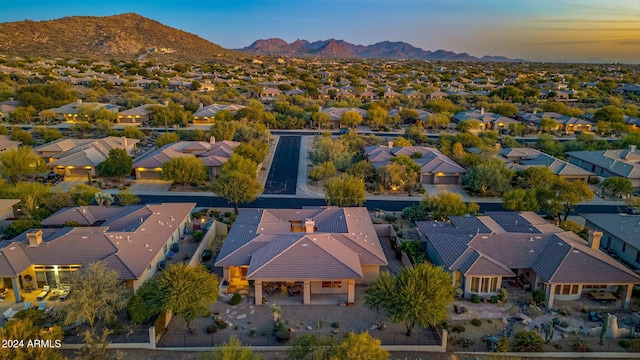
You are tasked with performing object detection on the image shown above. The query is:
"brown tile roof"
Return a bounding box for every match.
[216,207,387,278]
[0,203,195,280]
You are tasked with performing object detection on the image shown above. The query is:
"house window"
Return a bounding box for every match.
[322,281,341,288]
[470,277,498,293]
[607,236,612,249]
[556,284,580,295]
[584,284,607,289]
[622,243,626,253]
[636,251,640,264]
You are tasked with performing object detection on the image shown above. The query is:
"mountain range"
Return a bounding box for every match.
[0,13,524,63]
[238,38,526,62]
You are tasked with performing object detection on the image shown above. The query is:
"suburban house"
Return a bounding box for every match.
[567,146,640,188]
[116,104,159,125]
[0,135,21,152]
[516,111,592,134]
[132,139,240,179]
[319,107,367,129]
[453,109,520,131]
[0,203,195,302]
[581,213,640,271]
[260,88,282,101]
[0,199,19,221]
[365,144,466,185]
[192,104,246,125]
[0,98,19,119]
[500,148,594,182]
[43,100,120,121]
[387,108,432,123]
[416,212,640,309]
[215,207,388,305]
[614,84,640,96]
[34,137,139,177]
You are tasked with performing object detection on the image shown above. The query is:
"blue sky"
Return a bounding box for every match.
[2,0,639,62]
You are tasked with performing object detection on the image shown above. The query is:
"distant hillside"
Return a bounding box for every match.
[0,13,235,62]
[239,38,526,62]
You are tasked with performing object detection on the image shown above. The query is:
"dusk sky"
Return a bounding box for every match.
[1,0,639,63]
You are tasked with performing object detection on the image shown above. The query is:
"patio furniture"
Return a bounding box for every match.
[23,302,31,310]
[589,311,602,322]
[264,283,279,294]
[44,306,53,314]
[589,292,617,302]
[3,307,18,320]
[0,287,7,299]
[288,285,303,296]
[59,287,71,302]
[37,301,46,311]
[36,285,51,301]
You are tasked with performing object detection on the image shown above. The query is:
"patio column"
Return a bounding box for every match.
[347,280,355,304]
[546,283,555,309]
[623,284,633,309]
[11,277,21,303]
[303,281,310,305]
[254,280,262,305]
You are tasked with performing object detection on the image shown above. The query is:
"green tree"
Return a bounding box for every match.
[126,280,162,323]
[122,126,145,140]
[286,334,337,360]
[519,166,558,190]
[340,110,363,129]
[425,112,451,130]
[347,160,375,180]
[312,136,353,171]
[235,140,269,164]
[33,126,63,143]
[508,123,528,137]
[65,262,127,328]
[324,174,366,207]
[500,135,518,148]
[333,332,389,360]
[203,335,263,360]
[10,128,34,145]
[463,163,513,196]
[222,154,258,179]
[404,124,428,144]
[97,148,132,182]
[365,262,455,336]
[539,118,558,133]
[211,171,263,215]
[156,132,180,147]
[155,263,219,333]
[44,191,74,213]
[593,105,625,123]
[455,119,481,132]
[377,163,414,190]
[309,161,337,190]
[502,189,540,211]
[312,111,330,131]
[366,103,389,129]
[392,136,412,147]
[209,119,237,141]
[0,318,64,360]
[491,103,518,117]
[0,147,45,184]
[514,330,544,352]
[69,184,99,206]
[2,218,42,239]
[94,192,114,207]
[420,191,479,220]
[161,157,208,186]
[116,189,140,206]
[75,329,111,360]
[9,105,37,123]
[542,178,594,222]
[601,177,633,198]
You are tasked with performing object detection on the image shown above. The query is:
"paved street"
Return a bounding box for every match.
[263,135,300,195]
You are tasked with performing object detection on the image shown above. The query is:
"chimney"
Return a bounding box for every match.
[77,99,83,104]
[304,218,315,233]
[388,141,394,149]
[27,229,43,247]
[199,103,204,109]
[164,100,169,107]
[587,229,603,250]
[533,109,538,114]
[210,136,216,144]
[122,136,127,148]
[495,142,501,150]
[480,107,484,115]
[630,145,637,153]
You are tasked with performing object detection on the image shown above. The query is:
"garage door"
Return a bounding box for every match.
[421,174,434,184]
[67,168,91,177]
[435,175,458,185]
[138,170,162,179]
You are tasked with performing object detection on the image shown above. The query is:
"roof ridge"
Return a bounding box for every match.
[307,235,363,277]
[248,235,302,275]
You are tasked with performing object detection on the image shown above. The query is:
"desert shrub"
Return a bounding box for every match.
[385,214,397,222]
[498,287,508,301]
[229,293,241,305]
[553,343,563,350]
[559,321,569,328]
[514,330,544,352]
[559,309,570,316]
[619,339,630,348]
[532,289,546,303]
[471,318,482,326]
[581,307,589,313]
[330,322,340,329]
[206,325,218,333]
[192,230,204,243]
[572,337,592,352]
[490,295,499,304]
[452,325,466,333]
[627,339,640,352]
[471,294,481,303]
[214,317,229,329]
[496,337,510,352]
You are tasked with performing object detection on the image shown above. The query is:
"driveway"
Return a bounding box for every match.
[52,178,86,192]
[128,180,173,193]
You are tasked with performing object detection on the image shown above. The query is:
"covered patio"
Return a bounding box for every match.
[253,279,355,306]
